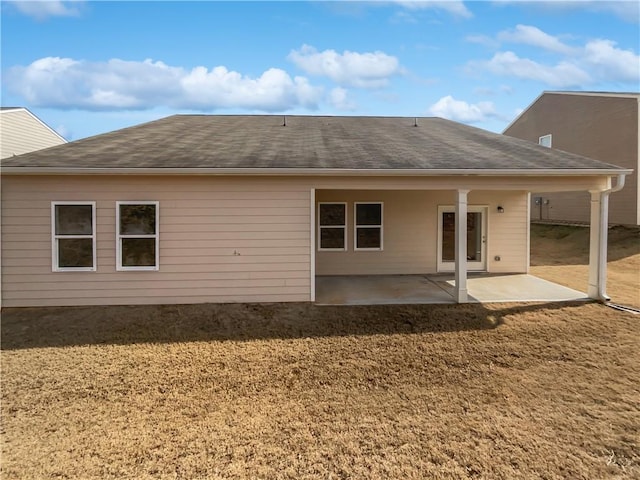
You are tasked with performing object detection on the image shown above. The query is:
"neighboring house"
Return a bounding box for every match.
[503,91,640,226]
[0,107,67,159]
[0,115,631,308]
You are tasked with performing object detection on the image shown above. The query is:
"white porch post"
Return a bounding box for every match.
[588,189,610,301]
[455,189,469,303]
[310,188,316,302]
[588,190,601,299]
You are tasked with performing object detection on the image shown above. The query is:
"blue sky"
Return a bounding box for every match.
[1,1,639,140]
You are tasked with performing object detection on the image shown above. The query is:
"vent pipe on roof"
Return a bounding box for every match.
[282,115,286,127]
[414,117,418,127]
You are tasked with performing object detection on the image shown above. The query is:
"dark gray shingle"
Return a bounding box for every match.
[0,115,627,171]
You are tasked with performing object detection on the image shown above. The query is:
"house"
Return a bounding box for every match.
[0,107,67,159]
[0,115,631,308]
[503,91,639,226]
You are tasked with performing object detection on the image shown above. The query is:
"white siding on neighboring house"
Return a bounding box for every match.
[0,108,66,159]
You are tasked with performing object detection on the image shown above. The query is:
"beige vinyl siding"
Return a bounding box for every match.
[317,191,433,275]
[316,190,528,275]
[1,176,312,307]
[0,109,66,159]
[479,191,529,273]
[2,173,610,307]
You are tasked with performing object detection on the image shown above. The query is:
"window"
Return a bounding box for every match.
[354,202,383,250]
[318,203,347,251]
[539,134,552,148]
[51,202,96,271]
[117,202,159,270]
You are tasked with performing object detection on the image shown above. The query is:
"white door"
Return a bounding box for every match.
[437,206,487,272]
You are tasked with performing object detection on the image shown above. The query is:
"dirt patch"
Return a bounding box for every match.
[530,223,640,307]
[1,225,639,479]
[531,223,639,265]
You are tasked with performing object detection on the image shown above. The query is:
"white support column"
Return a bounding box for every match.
[598,192,611,301]
[588,174,625,302]
[455,189,469,303]
[310,188,316,302]
[526,192,531,274]
[588,189,611,301]
[588,190,602,299]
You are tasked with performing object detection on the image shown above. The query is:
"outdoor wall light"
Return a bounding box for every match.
[497,206,505,213]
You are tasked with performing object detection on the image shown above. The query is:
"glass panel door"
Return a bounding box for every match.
[437,206,487,272]
[466,212,483,263]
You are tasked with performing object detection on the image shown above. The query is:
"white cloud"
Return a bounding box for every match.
[492,1,639,23]
[428,95,498,123]
[468,23,640,87]
[465,34,500,49]
[473,86,496,96]
[472,51,591,87]
[6,57,324,111]
[54,124,70,139]
[180,66,321,110]
[473,85,514,96]
[288,44,401,88]
[583,39,640,83]
[7,0,83,20]
[497,24,576,54]
[390,10,419,24]
[588,1,640,22]
[394,1,473,18]
[328,87,357,111]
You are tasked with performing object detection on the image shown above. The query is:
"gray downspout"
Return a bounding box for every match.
[597,173,626,302]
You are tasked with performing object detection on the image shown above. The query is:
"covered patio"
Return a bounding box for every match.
[315,273,588,305]
[313,173,628,305]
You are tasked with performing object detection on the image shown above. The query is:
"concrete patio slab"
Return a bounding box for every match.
[435,274,589,303]
[315,274,588,305]
[316,275,453,305]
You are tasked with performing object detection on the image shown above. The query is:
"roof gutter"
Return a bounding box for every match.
[0,167,633,176]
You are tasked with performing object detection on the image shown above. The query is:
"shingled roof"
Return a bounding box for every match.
[0,115,629,173]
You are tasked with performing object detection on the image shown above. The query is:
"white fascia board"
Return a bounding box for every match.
[0,167,633,176]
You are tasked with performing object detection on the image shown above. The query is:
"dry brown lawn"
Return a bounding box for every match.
[2,225,639,479]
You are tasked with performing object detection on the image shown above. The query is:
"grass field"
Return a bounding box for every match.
[2,225,638,479]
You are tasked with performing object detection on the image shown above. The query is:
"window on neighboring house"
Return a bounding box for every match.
[117,201,159,270]
[318,202,347,251]
[52,202,96,271]
[539,134,552,148]
[355,202,383,250]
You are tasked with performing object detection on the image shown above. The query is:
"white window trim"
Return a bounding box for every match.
[354,202,384,251]
[318,202,347,252]
[539,134,552,148]
[51,201,97,272]
[116,201,160,271]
